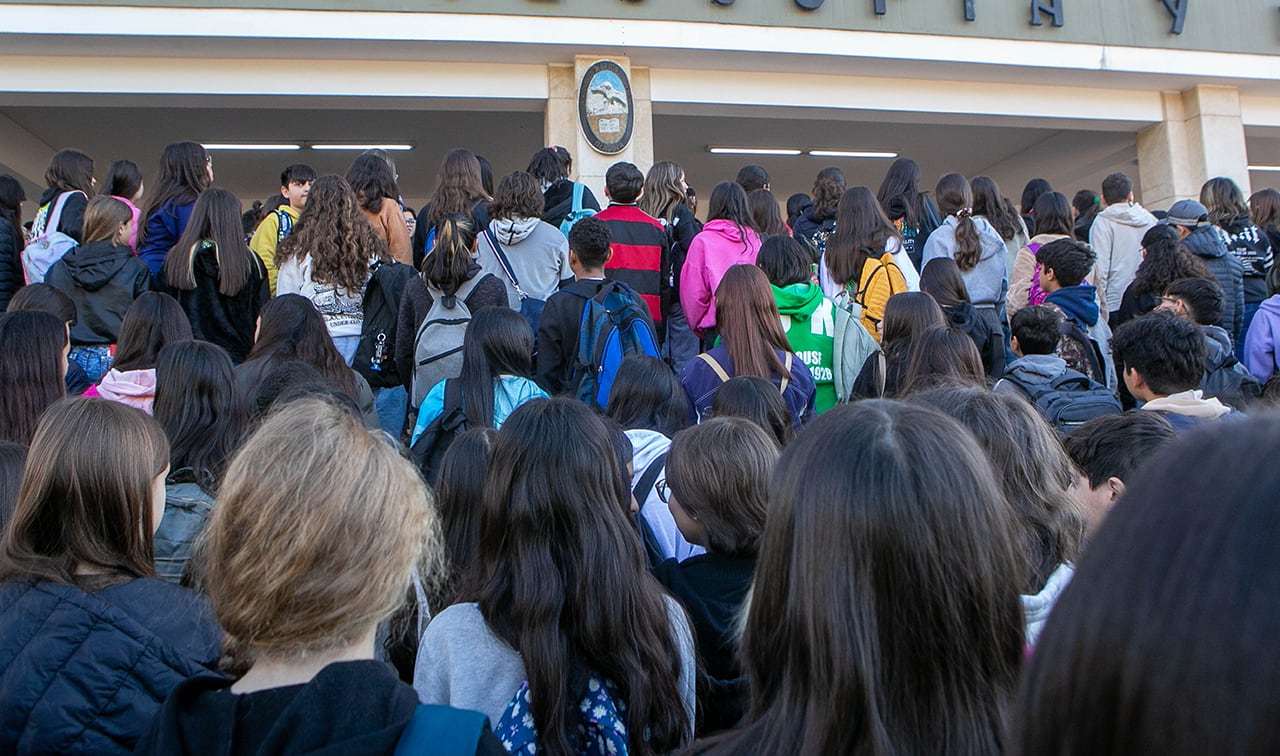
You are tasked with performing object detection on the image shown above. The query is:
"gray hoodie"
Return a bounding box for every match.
[1089,203,1157,314]
[476,216,571,308]
[994,353,1069,396]
[921,215,1008,308]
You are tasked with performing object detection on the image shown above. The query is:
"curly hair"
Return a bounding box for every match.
[1131,225,1211,299]
[277,175,388,293]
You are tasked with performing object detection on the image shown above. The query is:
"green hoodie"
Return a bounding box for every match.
[772,282,837,412]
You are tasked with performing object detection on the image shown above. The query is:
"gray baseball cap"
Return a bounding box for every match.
[1162,199,1208,228]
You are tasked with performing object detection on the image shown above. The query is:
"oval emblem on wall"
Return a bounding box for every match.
[578,60,634,155]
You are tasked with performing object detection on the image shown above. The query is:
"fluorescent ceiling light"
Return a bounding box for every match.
[809,150,898,159]
[708,146,803,156]
[1249,165,1280,172]
[203,143,300,150]
[310,143,413,151]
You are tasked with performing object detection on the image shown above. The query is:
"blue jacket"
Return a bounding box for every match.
[679,345,817,429]
[0,577,222,755]
[138,200,196,277]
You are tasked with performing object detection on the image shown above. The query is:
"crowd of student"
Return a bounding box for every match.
[0,141,1278,755]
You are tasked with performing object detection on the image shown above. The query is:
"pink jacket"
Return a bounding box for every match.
[679,220,763,335]
[85,368,156,415]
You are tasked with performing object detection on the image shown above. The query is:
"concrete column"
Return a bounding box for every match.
[545,56,653,202]
[1138,85,1250,210]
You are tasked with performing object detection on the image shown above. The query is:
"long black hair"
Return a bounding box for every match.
[605,355,687,438]
[245,294,358,398]
[458,308,534,429]
[876,157,925,228]
[0,175,25,259]
[113,292,194,372]
[706,181,757,252]
[154,340,242,493]
[346,153,402,214]
[469,398,691,755]
[139,141,210,248]
[0,311,67,444]
[164,186,258,296]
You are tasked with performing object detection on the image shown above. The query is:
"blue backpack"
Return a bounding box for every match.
[560,182,597,237]
[494,675,629,755]
[570,282,661,409]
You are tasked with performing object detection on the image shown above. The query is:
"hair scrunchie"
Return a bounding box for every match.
[957,208,974,219]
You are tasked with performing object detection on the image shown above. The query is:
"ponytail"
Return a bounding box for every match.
[936,174,982,272]
[424,214,477,294]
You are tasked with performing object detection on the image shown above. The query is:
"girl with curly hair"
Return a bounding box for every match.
[276,175,389,364]
[1113,224,1212,329]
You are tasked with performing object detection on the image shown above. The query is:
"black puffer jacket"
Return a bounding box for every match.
[1183,225,1245,339]
[44,239,151,345]
[0,215,22,311]
[0,576,222,755]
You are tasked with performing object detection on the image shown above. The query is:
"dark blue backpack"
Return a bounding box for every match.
[570,282,660,409]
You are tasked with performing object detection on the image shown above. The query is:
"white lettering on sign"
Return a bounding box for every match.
[598,118,621,134]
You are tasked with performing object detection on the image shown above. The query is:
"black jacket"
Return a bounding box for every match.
[0,576,221,755]
[37,187,88,243]
[652,553,755,735]
[541,178,600,230]
[135,659,506,756]
[943,302,1005,381]
[1183,225,1245,340]
[667,203,702,296]
[0,215,22,311]
[45,239,151,345]
[158,241,269,362]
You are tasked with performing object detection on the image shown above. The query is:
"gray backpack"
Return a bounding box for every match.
[411,274,488,407]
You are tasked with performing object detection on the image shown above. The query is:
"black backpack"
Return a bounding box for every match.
[1002,368,1121,434]
[354,260,415,388]
[1202,346,1263,411]
[409,379,468,485]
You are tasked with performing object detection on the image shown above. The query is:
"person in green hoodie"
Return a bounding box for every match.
[756,236,838,411]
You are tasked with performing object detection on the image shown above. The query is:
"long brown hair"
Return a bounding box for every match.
[138,141,211,249]
[826,186,900,287]
[426,149,488,230]
[639,161,687,222]
[0,398,168,584]
[1200,177,1250,229]
[936,173,982,271]
[1249,188,1280,231]
[470,398,690,755]
[164,187,260,296]
[715,265,792,379]
[810,166,846,221]
[0,311,67,444]
[277,175,387,293]
[202,398,441,659]
[900,325,986,395]
[693,401,1024,755]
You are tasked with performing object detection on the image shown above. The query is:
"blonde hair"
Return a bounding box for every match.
[81,195,132,245]
[201,398,443,660]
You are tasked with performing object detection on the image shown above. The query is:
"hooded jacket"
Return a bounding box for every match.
[995,353,1070,396]
[1044,283,1116,389]
[1244,294,1280,382]
[680,219,763,334]
[944,301,1005,381]
[158,240,269,363]
[1008,233,1070,316]
[920,215,1008,308]
[45,239,151,345]
[1182,225,1245,340]
[476,216,571,307]
[772,282,838,412]
[1089,203,1157,314]
[0,576,221,755]
[135,659,504,756]
[1140,389,1232,432]
[627,428,704,563]
[88,367,158,414]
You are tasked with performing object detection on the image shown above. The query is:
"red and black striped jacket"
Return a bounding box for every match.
[595,204,670,335]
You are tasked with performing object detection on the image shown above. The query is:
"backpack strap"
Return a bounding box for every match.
[394,704,489,756]
[482,225,527,298]
[779,352,792,394]
[632,451,667,505]
[571,181,586,214]
[41,191,78,240]
[275,208,293,244]
[697,352,731,384]
[440,378,468,433]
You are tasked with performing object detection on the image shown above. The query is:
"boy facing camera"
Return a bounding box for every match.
[249,163,315,295]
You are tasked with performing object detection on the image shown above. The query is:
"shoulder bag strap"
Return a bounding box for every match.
[482,226,526,297]
[876,351,887,398]
[696,352,731,383]
[44,191,77,238]
[633,451,668,504]
[779,352,792,394]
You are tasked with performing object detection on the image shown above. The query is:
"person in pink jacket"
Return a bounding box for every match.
[680,181,763,337]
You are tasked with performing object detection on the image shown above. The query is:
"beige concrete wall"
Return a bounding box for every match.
[1138,86,1250,209]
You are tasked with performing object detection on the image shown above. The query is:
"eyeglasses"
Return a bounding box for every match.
[1157,295,1180,305]
[656,479,670,504]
